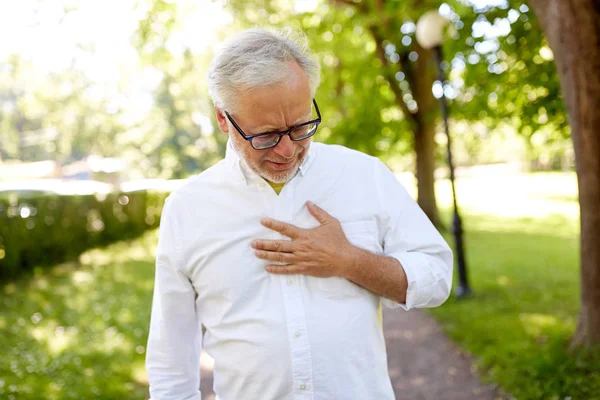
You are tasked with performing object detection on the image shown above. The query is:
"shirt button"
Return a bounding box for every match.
[287,279,294,286]
[300,384,307,390]
[295,330,302,338]
[259,182,266,188]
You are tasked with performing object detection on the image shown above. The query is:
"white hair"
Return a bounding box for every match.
[207,28,321,113]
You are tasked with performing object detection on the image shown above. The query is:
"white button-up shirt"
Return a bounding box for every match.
[146,141,453,400]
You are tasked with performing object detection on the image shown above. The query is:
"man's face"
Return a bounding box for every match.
[216,62,313,184]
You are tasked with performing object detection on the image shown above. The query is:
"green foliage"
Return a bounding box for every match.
[0,54,127,164]
[0,1,226,179]
[447,1,568,139]
[131,1,229,179]
[224,0,570,168]
[298,5,409,157]
[0,1,571,178]
[0,189,168,280]
[226,1,412,160]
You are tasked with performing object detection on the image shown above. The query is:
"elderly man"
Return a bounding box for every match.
[146,29,453,400]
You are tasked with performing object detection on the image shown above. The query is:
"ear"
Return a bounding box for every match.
[215,108,229,134]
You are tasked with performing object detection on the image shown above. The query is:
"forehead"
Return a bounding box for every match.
[232,62,313,131]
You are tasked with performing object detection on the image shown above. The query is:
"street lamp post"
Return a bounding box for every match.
[416,11,472,298]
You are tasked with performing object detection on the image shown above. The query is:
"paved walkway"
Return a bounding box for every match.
[199,309,508,400]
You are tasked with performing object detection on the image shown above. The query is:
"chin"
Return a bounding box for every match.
[261,167,299,184]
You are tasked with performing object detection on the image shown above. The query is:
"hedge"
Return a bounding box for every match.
[0,189,169,280]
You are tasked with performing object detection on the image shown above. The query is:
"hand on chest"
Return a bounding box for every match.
[187,194,383,303]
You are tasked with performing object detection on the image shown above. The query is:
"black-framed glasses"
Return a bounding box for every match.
[225,99,322,150]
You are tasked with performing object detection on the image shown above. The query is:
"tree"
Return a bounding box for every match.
[131,0,230,178]
[0,53,126,165]
[329,0,444,228]
[528,0,600,349]
[446,2,568,168]
[0,0,226,180]
[322,0,567,226]
[224,0,570,228]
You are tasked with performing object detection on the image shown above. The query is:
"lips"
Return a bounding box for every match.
[266,159,295,170]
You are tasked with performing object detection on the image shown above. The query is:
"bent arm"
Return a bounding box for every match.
[360,159,453,310]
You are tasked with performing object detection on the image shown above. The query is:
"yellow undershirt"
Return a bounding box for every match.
[267,181,285,195]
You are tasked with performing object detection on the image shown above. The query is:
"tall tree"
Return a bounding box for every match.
[330,0,443,227]
[528,0,600,349]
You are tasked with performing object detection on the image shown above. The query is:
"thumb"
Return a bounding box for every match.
[306,201,332,225]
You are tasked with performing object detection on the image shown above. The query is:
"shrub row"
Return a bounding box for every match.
[0,189,168,280]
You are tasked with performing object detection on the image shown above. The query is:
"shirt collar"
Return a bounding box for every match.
[225,139,316,185]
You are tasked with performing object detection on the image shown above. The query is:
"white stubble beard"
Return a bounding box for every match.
[230,135,307,184]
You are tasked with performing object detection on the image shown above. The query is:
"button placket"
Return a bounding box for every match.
[275,180,313,398]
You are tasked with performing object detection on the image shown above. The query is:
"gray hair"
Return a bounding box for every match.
[207,28,321,113]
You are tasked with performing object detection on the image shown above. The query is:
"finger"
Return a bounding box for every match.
[255,250,296,264]
[261,218,303,239]
[265,264,300,274]
[306,201,334,225]
[251,240,294,253]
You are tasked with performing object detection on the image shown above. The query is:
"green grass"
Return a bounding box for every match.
[0,233,158,400]
[1,172,598,399]
[429,172,600,400]
[432,213,600,400]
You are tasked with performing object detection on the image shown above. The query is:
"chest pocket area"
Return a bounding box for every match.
[315,220,383,297]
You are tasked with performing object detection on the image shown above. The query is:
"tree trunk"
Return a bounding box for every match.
[414,118,441,227]
[366,21,443,229]
[529,0,600,349]
[412,44,443,229]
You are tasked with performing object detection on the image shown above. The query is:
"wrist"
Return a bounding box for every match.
[336,243,363,280]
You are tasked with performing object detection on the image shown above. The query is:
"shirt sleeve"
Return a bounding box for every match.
[373,159,454,310]
[146,194,202,400]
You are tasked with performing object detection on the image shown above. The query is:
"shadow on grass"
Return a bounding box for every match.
[0,231,158,400]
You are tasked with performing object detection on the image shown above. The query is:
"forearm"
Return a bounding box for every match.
[341,245,408,304]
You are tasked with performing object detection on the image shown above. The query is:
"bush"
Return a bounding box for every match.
[0,189,168,280]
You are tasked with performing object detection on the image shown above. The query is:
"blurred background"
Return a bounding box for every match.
[1,0,598,399]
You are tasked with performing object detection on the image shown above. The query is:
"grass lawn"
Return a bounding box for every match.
[0,234,158,400]
[430,172,600,400]
[1,172,598,399]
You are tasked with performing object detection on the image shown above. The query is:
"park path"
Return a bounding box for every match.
[199,309,508,400]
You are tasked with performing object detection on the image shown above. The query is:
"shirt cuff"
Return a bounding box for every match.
[381,251,448,310]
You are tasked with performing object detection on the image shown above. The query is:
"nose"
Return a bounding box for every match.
[272,134,296,158]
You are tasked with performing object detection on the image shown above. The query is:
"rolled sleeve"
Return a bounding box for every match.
[146,194,202,400]
[373,159,453,310]
[384,247,453,310]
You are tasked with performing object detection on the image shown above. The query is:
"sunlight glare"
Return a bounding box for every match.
[294,0,319,13]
